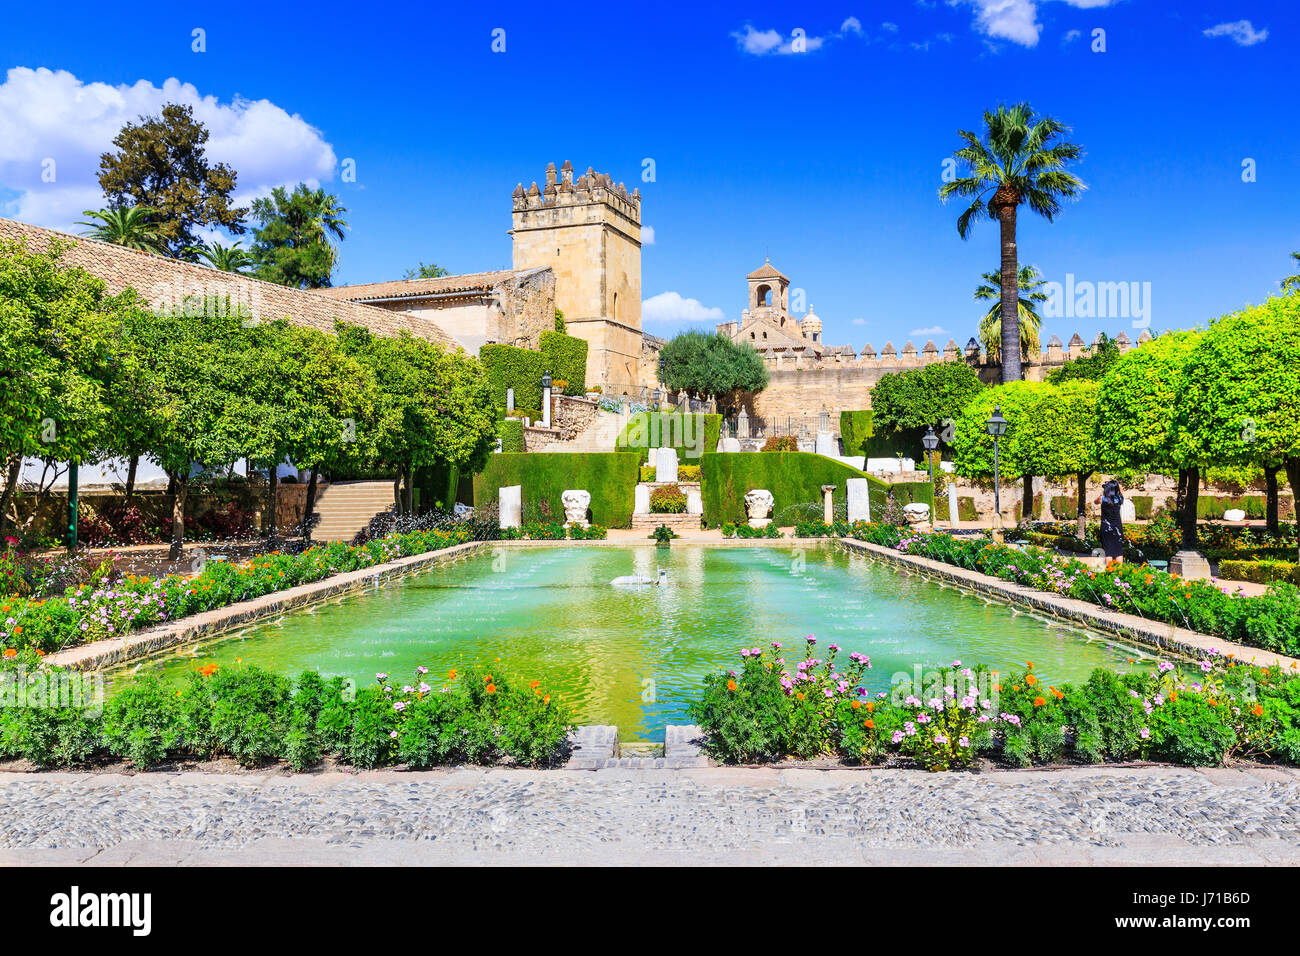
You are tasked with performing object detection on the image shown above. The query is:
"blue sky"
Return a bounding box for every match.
[1,1,1296,352]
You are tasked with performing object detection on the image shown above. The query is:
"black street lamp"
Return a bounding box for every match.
[985,405,1009,538]
[541,370,552,391]
[922,425,939,485]
[651,388,661,411]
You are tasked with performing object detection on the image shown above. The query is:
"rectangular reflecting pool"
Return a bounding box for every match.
[108,544,1156,738]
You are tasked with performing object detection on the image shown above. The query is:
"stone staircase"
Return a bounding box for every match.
[309,480,397,543]
[535,408,625,453]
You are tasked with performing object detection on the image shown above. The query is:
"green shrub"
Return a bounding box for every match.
[0,698,100,768]
[1219,559,1300,587]
[480,343,546,411]
[761,435,798,452]
[615,412,722,462]
[181,666,293,767]
[649,483,687,514]
[1132,495,1154,520]
[101,673,183,768]
[538,330,588,396]
[838,410,874,456]
[958,496,978,521]
[473,453,640,528]
[498,418,525,453]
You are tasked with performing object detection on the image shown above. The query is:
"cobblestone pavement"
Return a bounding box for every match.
[3,765,1299,865]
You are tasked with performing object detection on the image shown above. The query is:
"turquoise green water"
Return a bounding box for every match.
[108,544,1155,738]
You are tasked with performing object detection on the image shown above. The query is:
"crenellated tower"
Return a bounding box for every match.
[510,161,644,393]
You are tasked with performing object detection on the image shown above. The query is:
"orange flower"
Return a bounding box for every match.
[34,648,45,657]
[1033,696,1046,707]
[796,691,805,701]
[1252,704,1264,717]
[485,683,497,694]
[11,626,21,635]
[1025,674,1037,687]
[863,718,874,729]
[726,679,737,691]
[865,701,875,712]
[448,669,458,680]
[2,648,16,659]
[543,694,551,705]
[1169,691,1178,702]
[484,674,494,683]
[199,663,218,677]
[528,680,540,689]
[850,700,860,710]
[1026,661,1034,671]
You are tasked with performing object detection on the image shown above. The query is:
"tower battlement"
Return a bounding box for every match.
[511,161,641,226]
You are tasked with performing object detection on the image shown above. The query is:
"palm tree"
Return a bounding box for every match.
[77,207,166,254]
[196,240,257,274]
[974,265,1048,361]
[940,103,1084,382]
[1282,251,1300,293]
[305,188,348,273]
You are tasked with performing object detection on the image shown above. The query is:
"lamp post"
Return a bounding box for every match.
[922,425,939,484]
[651,388,661,412]
[985,406,1008,542]
[541,371,552,429]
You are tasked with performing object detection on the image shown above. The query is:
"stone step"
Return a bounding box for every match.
[631,513,703,532]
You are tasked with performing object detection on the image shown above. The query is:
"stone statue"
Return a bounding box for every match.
[745,489,774,528]
[561,489,591,527]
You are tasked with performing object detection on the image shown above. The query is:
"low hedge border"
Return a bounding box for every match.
[1220,559,1300,587]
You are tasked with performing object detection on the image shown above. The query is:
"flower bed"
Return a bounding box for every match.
[0,657,574,770]
[691,639,1300,770]
[849,523,1300,656]
[0,525,486,655]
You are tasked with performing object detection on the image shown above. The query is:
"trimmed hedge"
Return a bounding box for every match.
[1220,560,1300,587]
[473,453,640,528]
[538,330,587,396]
[1133,495,1155,520]
[700,452,932,527]
[498,419,525,454]
[837,409,922,458]
[838,410,874,455]
[481,344,545,412]
[615,412,722,463]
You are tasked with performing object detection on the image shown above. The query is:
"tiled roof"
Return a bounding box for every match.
[0,217,460,348]
[747,259,788,281]
[317,269,522,302]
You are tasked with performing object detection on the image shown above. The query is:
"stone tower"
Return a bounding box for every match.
[747,258,790,326]
[510,161,643,394]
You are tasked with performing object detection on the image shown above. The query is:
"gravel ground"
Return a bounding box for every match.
[3,764,1299,865]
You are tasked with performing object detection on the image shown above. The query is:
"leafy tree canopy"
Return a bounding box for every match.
[870,361,985,434]
[251,184,348,289]
[1047,332,1122,384]
[658,331,768,408]
[97,103,246,259]
[403,262,450,279]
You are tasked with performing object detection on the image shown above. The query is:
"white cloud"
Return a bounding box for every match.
[0,67,337,231]
[1061,28,1082,44]
[1203,20,1268,46]
[732,18,867,55]
[851,317,866,326]
[951,0,1117,48]
[910,325,949,336]
[642,291,725,323]
[642,224,655,245]
[881,21,900,32]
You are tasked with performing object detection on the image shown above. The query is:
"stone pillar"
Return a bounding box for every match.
[506,387,515,413]
[947,483,959,526]
[542,385,552,428]
[499,485,522,529]
[655,447,679,483]
[815,431,834,457]
[686,487,702,515]
[821,484,835,524]
[846,478,870,523]
[634,484,650,515]
[744,489,774,528]
[737,409,750,439]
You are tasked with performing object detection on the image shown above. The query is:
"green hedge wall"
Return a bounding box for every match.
[616,412,722,463]
[498,419,525,454]
[480,344,546,412]
[1195,495,1296,520]
[538,330,587,396]
[700,452,932,527]
[839,410,874,455]
[473,453,639,528]
[838,410,924,459]
[1219,559,1300,586]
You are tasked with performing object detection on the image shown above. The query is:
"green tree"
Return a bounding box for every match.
[658,331,768,413]
[870,361,986,436]
[1282,252,1300,293]
[974,264,1046,361]
[1093,330,1204,547]
[403,262,450,279]
[251,185,349,289]
[554,308,565,333]
[1048,333,1122,384]
[77,207,166,255]
[939,103,1085,383]
[337,325,496,514]
[1017,381,1099,537]
[97,104,246,259]
[0,240,118,536]
[951,380,1047,522]
[197,240,257,274]
[1176,293,1300,560]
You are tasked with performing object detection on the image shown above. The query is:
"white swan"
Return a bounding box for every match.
[611,568,668,587]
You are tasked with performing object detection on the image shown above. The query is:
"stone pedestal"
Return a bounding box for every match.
[737,409,750,439]
[815,431,835,457]
[542,386,552,429]
[499,485,522,529]
[903,502,931,532]
[1170,550,1212,580]
[947,484,959,526]
[561,489,591,527]
[846,478,871,523]
[821,484,836,524]
[647,448,658,468]
[721,437,741,453]
[686,487,703,515]
[634,484,650,515]
[745,488,774,528]
[655,447,679,483]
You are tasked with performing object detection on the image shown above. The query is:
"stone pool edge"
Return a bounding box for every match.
[835,538,1300,671]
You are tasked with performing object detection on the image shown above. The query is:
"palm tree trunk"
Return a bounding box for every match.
[168,471,188,561]
[0,454,21,536]
[265,464,279,547]
[1021,475,1034,524]
[998,203,1022,383]
[1180,465,1200,551]
[303,466,319,544]
[1076,472,1088,540]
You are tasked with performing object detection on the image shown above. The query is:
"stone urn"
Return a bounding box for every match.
[903,501,932,532]
[744,489,774,528]
[561,489,591,527]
